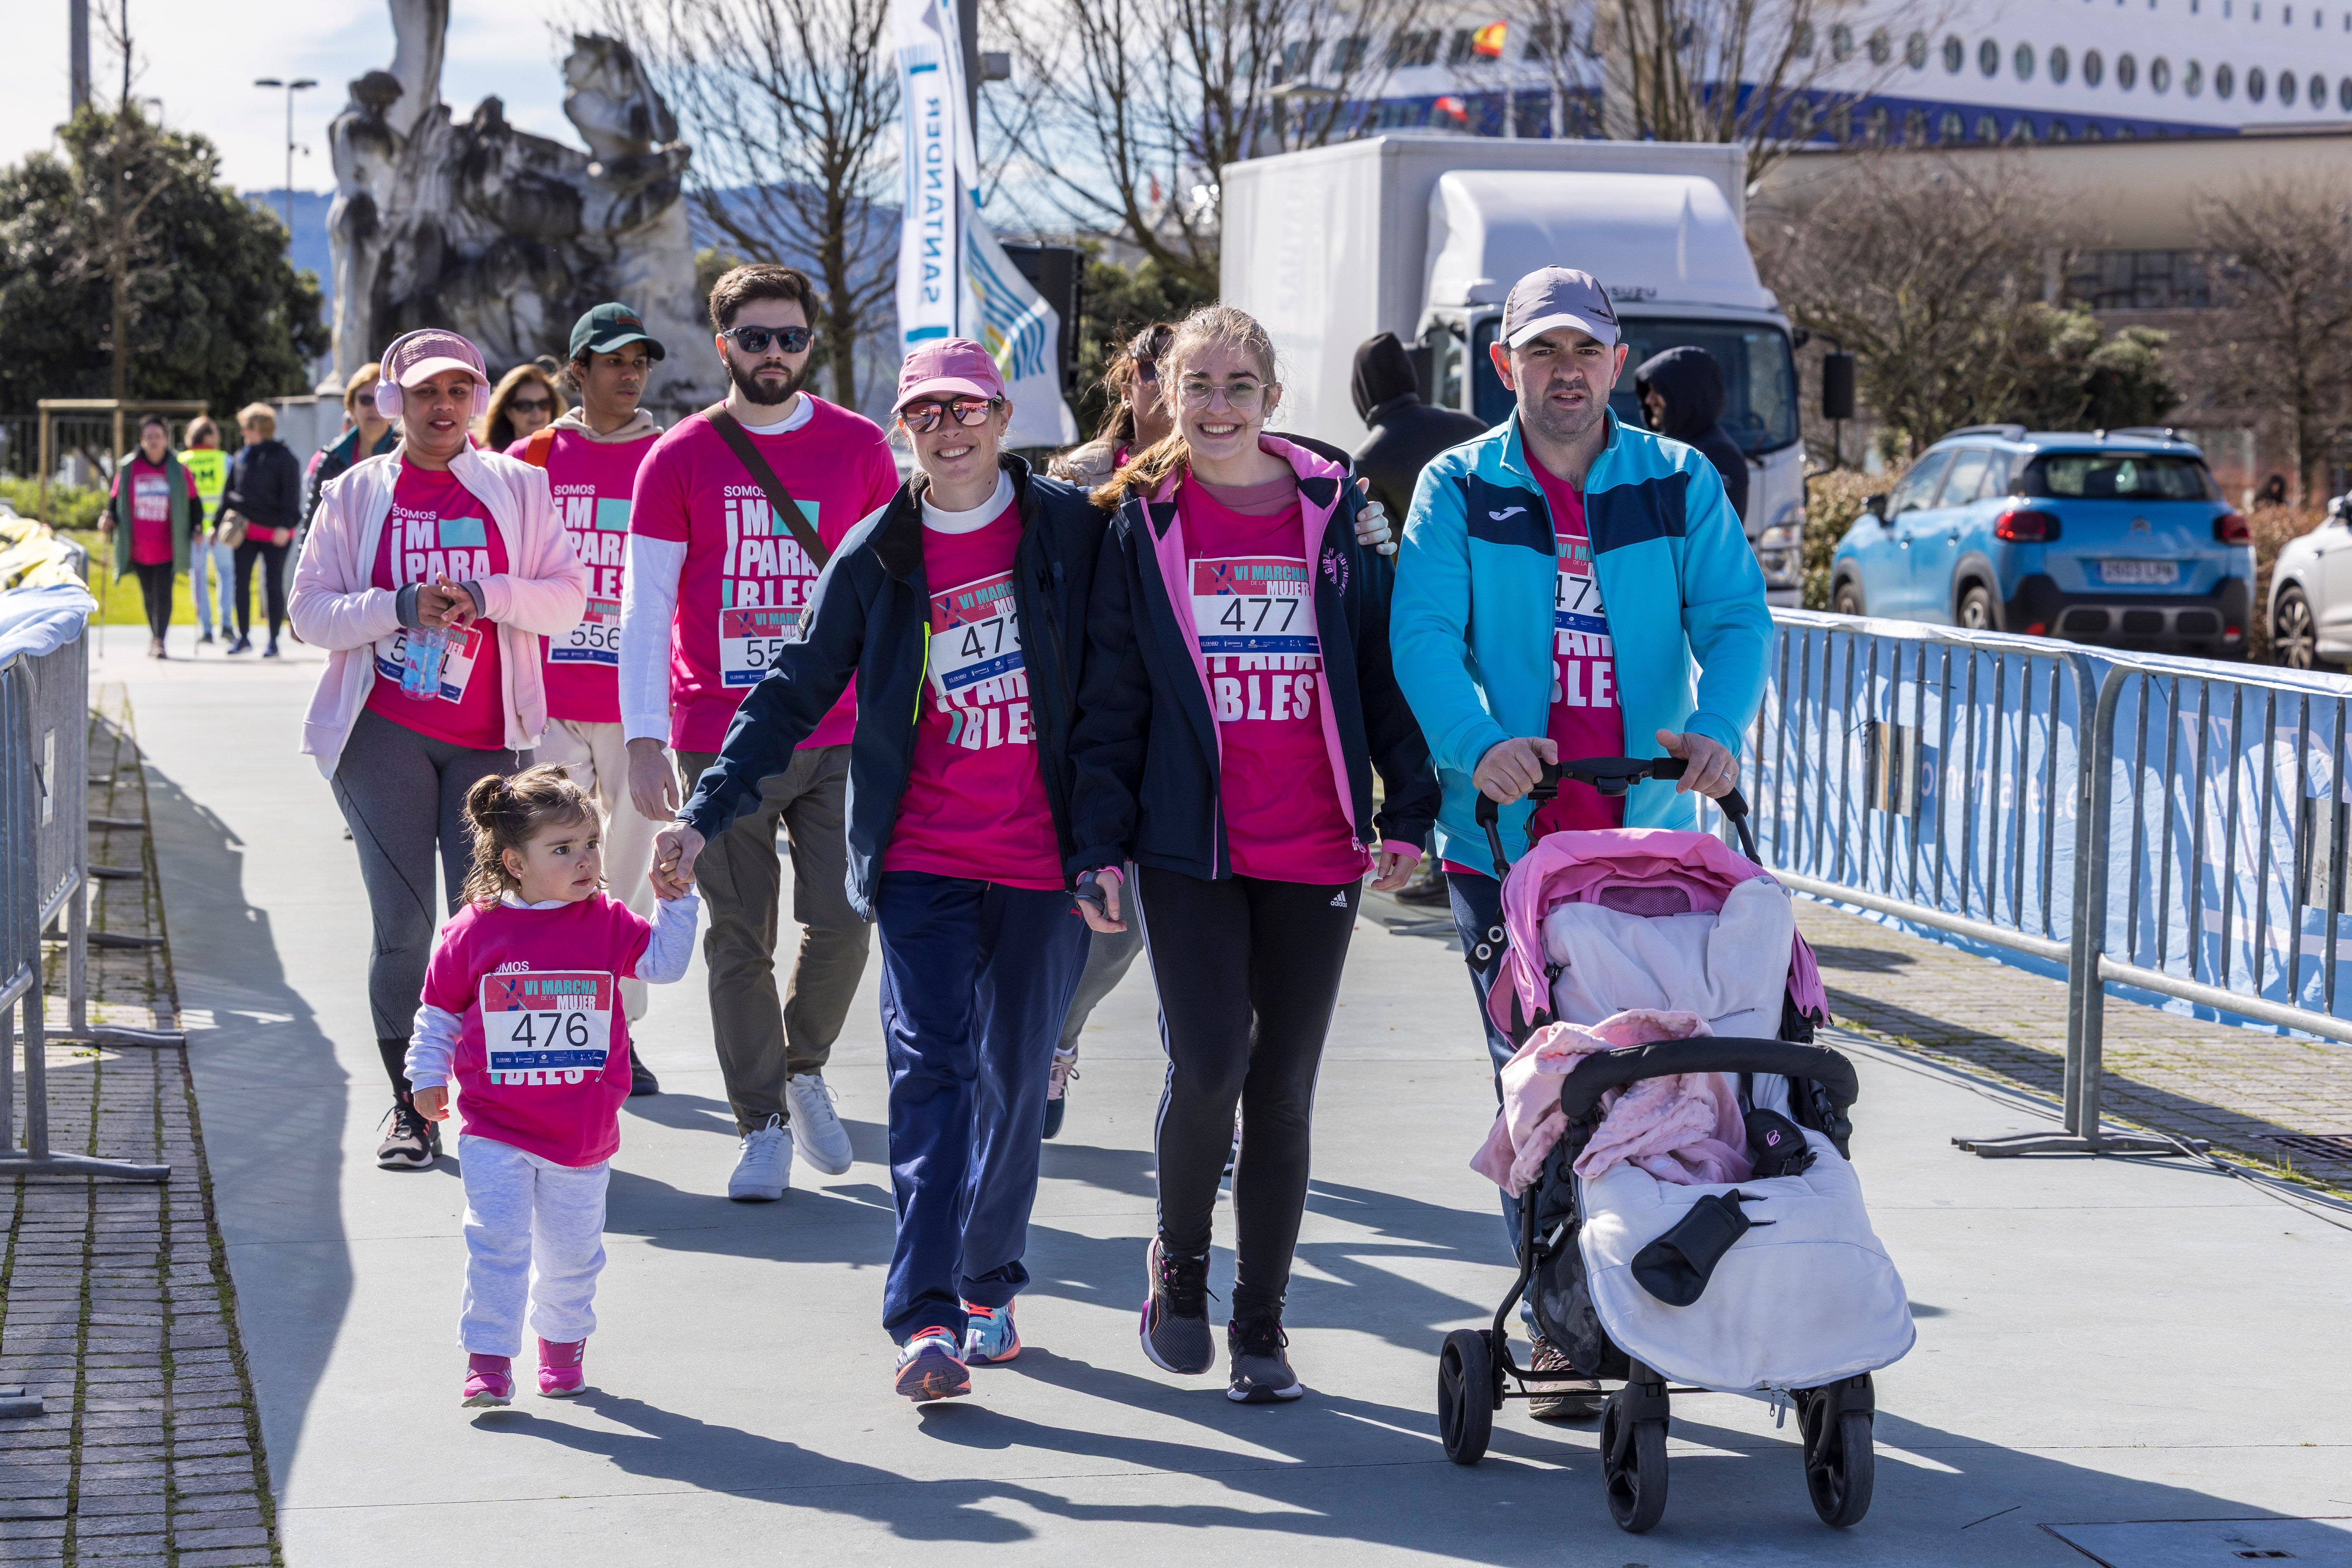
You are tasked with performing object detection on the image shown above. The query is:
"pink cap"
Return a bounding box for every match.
[894,338,1005,411]
[384,328,488,388]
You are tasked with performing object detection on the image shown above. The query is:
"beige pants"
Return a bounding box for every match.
[677,744,872,1134]
[537,718,662,1022]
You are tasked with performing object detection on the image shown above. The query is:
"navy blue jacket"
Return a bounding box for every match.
[678,456,1103,919]
[1065,440,1439,883]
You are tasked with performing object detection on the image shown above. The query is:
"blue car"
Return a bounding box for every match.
[1828,425,2252,657]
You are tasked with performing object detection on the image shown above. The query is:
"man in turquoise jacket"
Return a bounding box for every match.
[1390,265,1771,1414]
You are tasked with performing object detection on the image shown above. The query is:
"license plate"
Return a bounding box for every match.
[2097,559,2180,586]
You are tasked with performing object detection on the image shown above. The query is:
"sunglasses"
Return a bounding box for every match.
[508,396,554,414]
[719,325,814,355]
[900,397,1002,434]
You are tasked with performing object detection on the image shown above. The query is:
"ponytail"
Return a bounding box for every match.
[459,764,599,907]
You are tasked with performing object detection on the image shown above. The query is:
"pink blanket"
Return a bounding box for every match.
[1486,829,1829,1036]
[1470,1009,1754,1197]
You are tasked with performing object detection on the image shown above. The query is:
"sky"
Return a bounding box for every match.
[2,0,588,194]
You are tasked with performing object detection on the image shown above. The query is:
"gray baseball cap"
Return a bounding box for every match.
[1501,266,1620,350]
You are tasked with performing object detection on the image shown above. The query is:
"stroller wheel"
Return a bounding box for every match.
[1437,1329,1493,1465]
[1802,1401,1876,1528]
[1600,1390,1670,1533]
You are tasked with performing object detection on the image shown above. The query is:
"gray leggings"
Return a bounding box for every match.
[332,706,524,1056]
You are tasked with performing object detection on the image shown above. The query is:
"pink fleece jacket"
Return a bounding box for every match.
[1488,828,1827,1035]
[1470,1009,1753,1196]
[1136,437,1415,875]
[291,444,590,777]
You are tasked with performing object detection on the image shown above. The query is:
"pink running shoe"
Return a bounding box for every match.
[537,1338,587,1398]
[462,1354,513,1408]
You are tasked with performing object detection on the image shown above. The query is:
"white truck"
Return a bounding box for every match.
[1221,134,1805,604]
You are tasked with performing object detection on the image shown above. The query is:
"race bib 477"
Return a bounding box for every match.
[1192,556,1319,657]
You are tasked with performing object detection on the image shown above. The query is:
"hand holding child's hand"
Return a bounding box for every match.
[412,1084,450,1121]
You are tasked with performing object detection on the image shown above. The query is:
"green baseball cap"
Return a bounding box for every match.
[570,302,666,361]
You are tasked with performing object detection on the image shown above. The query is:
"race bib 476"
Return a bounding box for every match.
[478,971,615,1085]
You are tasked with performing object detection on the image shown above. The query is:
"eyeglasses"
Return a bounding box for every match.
[508,396,554,414]
[718,325,814,355]
[1178,380,1265,410]
[900,397,1002,434]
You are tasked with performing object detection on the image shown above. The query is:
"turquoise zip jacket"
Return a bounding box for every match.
[1390,407,1771,870]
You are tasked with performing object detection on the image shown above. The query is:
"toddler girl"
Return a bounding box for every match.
[407,765,699,1407]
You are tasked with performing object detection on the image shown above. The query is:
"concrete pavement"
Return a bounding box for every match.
[101,622,2352,1566]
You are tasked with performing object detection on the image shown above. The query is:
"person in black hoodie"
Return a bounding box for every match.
[1633,345,1750,524]
[1068,305,1438,1405]
[220,403,306,657]
[1349,330,1489,524]
[652,339,1103,1406]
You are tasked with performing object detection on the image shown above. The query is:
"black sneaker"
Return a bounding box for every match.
[629,1056,661,1097]
[1226,1313,1303,1403]
[228,634,252,656]
[1140,1237,1215,1375]
[377,1099,438,1170]
[1526,1333,1604,1421]
[1392,858,1451,906]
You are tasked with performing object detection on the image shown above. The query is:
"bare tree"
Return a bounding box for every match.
[990,0,1432,297]
[2188,178,2352,505]
[596,0,900,411]
[82,0,173,419]
[1516,0,1942,178]
[1754,153,2065,456]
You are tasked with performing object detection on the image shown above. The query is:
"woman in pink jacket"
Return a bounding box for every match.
[291,328,591,1171]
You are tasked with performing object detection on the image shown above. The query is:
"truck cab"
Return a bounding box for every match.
[1413,169,1805,604]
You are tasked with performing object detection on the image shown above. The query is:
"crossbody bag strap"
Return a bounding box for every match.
[704,403,828,569]
[519,426,558,468]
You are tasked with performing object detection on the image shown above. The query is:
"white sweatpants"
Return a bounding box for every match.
[458,1134,610,1356]
[537,717,662,1021]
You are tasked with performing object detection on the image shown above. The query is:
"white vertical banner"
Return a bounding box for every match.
[894,0,1078,448]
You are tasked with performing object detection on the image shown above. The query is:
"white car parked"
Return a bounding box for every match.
[2267,496,2352,670]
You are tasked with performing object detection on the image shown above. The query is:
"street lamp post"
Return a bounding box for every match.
[252,76,318,243]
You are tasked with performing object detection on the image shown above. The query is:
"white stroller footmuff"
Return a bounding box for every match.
[1576,1126,1915,1392]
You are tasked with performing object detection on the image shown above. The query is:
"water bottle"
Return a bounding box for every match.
[399,626,449,699]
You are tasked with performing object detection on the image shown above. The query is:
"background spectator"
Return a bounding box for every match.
[1634,346,1750,523]
[221,403,303,657]
[180,416,234,648]
[103,413,199,658]
[481,363,566,452]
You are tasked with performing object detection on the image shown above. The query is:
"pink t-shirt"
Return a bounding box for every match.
[421,893,653,1167]
[529,429,658,724]
[115,457,196,565]
[363,463,510,750]
[629,401,900,753]
[1179,479,1363,885]
[882,497,1064,889]
[1526,451,1624,837]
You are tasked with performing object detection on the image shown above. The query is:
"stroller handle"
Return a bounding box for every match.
[1474,755,1758,876]
[1556,1036,1859,1125]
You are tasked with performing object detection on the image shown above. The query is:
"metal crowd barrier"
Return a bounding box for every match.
[1748,610,2169,1156]
[1,631,171,1182]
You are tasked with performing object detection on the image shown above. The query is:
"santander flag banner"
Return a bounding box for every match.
[894,0,1078,447]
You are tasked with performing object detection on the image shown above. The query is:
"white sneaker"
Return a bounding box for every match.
[785,1073,853,1176]
[728,1114,793,1201]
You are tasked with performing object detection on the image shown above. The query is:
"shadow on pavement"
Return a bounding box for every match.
[142,752,352,1492]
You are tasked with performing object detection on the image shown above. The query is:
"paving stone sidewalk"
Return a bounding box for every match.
[1796,898,2352,1192]
[0,686,277,1567]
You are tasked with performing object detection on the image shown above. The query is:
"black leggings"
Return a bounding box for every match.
[1137,864,1361,1320]
[131,563,173,639]
[233,539,288,640]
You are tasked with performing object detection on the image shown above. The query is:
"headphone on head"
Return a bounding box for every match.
[373,329,494,420]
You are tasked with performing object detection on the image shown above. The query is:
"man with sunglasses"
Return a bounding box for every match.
[621,263,900,1203]
[652,338,1104,1401]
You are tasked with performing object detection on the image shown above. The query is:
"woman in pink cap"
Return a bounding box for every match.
[291,328,592,1171]
[651,337,1105,1404]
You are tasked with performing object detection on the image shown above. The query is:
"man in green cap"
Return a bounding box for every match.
[515,301,671,1094]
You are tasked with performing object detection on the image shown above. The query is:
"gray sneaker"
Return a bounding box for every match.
[784,1073,853,1176]
[1226,1313,1303,1403]
[1527,1333,1604,1420]
[727,1114,793,1201]
[1140,1238,1215,1375]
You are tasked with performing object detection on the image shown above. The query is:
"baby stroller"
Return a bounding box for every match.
[1434,756,1913,1534]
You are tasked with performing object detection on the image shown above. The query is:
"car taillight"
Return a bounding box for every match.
[1994,508,2062,543]
[2215,512,2251,544]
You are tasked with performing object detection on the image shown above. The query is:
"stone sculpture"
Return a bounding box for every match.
[326,0,716,416]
